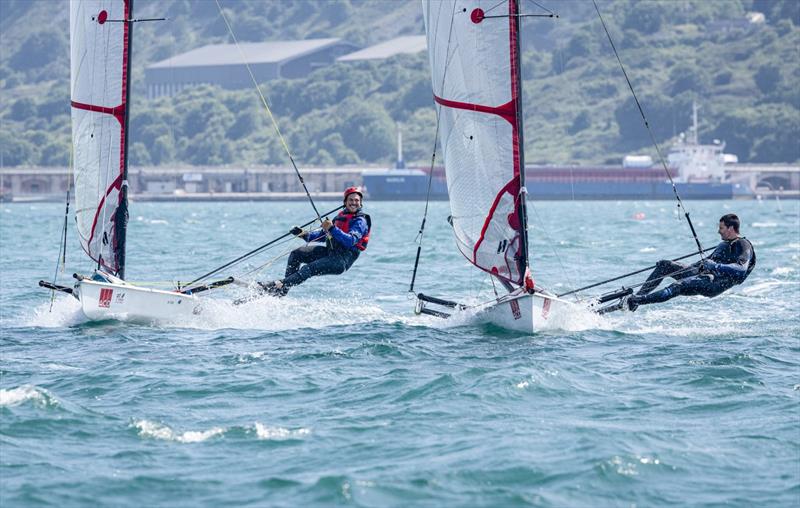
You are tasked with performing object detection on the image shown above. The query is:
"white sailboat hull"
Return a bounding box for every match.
[75,278,201,323]
[478,289,574,334]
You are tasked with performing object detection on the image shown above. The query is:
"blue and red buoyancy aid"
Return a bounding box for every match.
[332,210,371,251]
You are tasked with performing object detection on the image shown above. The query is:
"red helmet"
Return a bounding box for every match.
[343,186,363,201]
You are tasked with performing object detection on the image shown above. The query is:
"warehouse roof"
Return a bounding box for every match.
[149,38,344,68]
[337,35,426,61]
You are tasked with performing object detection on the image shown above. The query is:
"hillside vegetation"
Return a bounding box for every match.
[0,0,797,168]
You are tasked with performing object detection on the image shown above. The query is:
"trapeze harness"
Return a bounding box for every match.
[331,211,371,253]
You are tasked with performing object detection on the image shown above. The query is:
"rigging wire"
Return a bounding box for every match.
[213,0,327,227]
[592,0,705,257]
[49,150,74,311]
[408,0,459,294]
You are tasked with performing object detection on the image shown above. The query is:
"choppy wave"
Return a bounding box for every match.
[133,420,225,443]
[0,385,58,407]
[131,420,311,443]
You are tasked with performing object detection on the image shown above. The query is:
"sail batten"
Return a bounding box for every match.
[70,0,130,276]
[423,0,528,286]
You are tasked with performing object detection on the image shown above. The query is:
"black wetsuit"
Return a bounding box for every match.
[632,237,756,307]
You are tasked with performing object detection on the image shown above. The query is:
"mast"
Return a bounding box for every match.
[115,0,133,279]
[510,0,530,282]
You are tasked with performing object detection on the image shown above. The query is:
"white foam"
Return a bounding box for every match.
[165,294,399,331]
[253,422,311,440]
[0,385,57,407]
[771,267,795,276]
[237,351,266,363]
[26,296,86,327]
[133,420,224,443]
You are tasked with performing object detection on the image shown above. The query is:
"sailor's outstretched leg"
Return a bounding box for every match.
[279,251,355,295]
[628,273,723,311]
[636,260,689,296]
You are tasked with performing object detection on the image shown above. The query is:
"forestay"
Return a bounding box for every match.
[70,0,130,275]
[423,0,528,286]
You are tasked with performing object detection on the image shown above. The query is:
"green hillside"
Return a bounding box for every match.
[0,0,797,167]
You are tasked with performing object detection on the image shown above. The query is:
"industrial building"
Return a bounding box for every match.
[336,35,427,61]
[145,38,358,98]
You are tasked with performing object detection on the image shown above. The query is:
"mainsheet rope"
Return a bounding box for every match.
[592,0,705,257]
[213,0,327,227]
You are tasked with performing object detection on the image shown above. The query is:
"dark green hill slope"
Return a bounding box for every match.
[1,0,797,167]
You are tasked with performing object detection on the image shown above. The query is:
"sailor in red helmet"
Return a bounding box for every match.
[259,187,371,297]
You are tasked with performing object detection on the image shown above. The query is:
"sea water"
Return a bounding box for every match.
[1,199,798,507]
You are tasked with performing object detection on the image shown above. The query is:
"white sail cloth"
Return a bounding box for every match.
[70,0,129,274]
[423,0,526,286]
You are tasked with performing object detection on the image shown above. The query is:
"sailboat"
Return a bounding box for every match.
[412,0,583,333]
[39,0,231,322]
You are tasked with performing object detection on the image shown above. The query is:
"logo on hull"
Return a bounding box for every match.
[98,288,113,308]
[510,299,521,320]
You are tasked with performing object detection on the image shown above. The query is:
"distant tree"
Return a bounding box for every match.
[320,132,359,164]
[227,109,260,140]
[179,99,234,139]
[623,1,665,34]
[568,111,592,134]
[297,81,340,115]
[566,32,592,61]
[151,135,176,165]
[775,19,794,36]
[37,92,69,120]
[753,0,800,25]
[668,63,708,95]
[338,99,394,162]
[129,142,151,166]
[321,0,353,25]
[10,97,37,121]
[0,130,36,166]
[9,30,65,71]
[39,140,70,167]
[714,71,732,86]
[755,64,781,95]
[400,79,432,114]
[615,94,691,148]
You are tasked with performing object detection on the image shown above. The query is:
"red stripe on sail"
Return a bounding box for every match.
[87,174,124,271]
[70,100,126,126]
[433,94,517,126]
[471,178,521,282]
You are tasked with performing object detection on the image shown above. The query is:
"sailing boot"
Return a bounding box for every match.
[258,280,289,297]
[626,295,641,312]
[256,281,277,294]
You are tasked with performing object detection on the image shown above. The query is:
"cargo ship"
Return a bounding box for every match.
[362,163,737,201]
[363,105,748,201]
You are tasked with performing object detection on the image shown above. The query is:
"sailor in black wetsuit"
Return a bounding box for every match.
[627,213,755,311]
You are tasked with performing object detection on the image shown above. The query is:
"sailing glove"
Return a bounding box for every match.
[290,226,304,237]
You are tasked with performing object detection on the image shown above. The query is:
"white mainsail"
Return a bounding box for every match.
[70,0,130,275]
[423,0,528,286]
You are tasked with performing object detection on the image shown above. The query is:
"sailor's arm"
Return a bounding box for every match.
[703,241,753,280]
[305,228,326,243]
